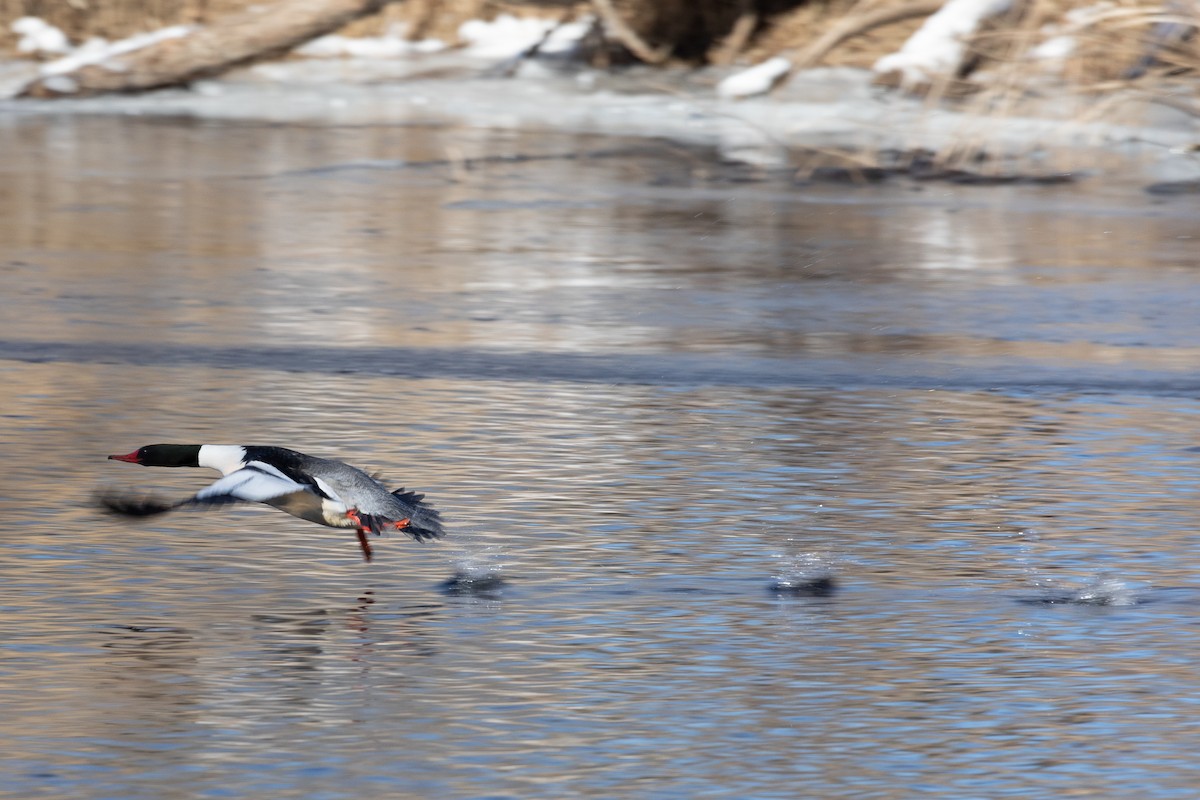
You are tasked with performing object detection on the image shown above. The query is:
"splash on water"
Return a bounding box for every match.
[1011,529,1143,606]
[439,541,507,596]
[768,551,838,597]
[1020,573,1143,606]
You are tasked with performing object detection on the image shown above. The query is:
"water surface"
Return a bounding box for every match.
[2,116,1200,799]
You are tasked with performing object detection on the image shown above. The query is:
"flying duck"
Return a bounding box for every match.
[101,444,444,561]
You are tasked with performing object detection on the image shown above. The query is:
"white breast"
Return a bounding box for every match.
[198,444,249,475]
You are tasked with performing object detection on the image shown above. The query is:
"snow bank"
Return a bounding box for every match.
[39,25,194,78]
[6,22,194,95]
[12,17,71,56]
[874,0,1012,84]
[458,13,590,59]
[717,56,792,99]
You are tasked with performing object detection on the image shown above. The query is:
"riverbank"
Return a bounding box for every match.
[1,11,1198,188]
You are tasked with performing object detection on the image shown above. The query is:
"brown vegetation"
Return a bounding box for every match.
[2,0,1197,103]
[20,0,401,96]
[0,0,510,52]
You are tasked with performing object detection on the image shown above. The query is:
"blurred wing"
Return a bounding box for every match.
[97,490,182,517]
[192,466,313,505]
[100,465,319,518]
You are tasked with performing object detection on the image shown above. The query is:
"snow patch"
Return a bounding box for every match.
[1030,34,1076,62]
[458,13,590,58]
[1029,2,1116,66]
[717,56,792,99]
[12,17,71,56]
[297,24,446,58]
[39,25,194,79]
[874,0,1012,85]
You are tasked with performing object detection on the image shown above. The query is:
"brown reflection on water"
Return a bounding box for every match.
[2,116,1199,366]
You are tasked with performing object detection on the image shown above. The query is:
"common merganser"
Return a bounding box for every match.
[101,444,444,562]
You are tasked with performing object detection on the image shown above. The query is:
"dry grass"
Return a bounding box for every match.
[1,0,1195,144]
[0,0,246,49]
[0,0,581,50]
[901,0,1197,174]
[344,0,583,41]
[953,0,1200,130]
[3,0,1196,84]
[747,0,930,68]
[963,0,1197,84]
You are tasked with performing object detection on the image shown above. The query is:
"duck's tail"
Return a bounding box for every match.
[390,488,445,542]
